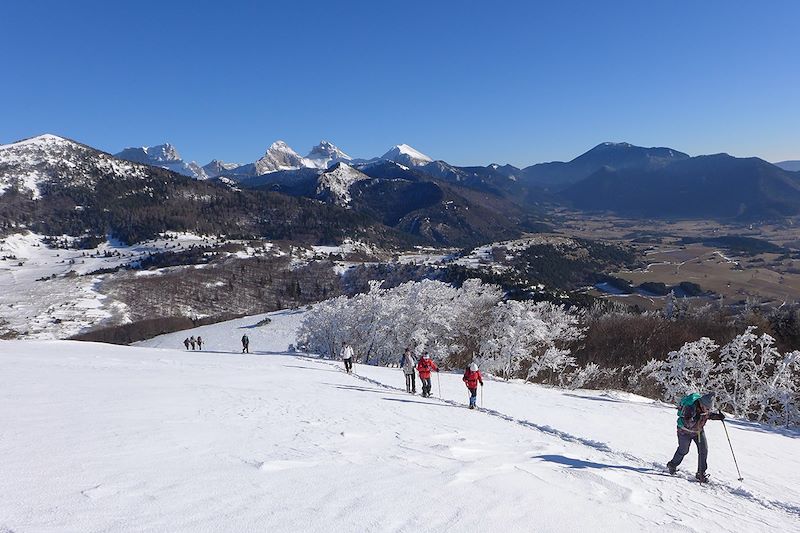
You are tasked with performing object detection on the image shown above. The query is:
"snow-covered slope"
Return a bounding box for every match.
[305,140,351,169]
[382,143,433,167]
[1,311,796,532]
[115,143,209,180]
[0,231,229,339]
[0,134,150,198]
[254,140,308,174]
[315,162,370,207]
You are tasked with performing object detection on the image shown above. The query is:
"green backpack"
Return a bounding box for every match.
[677,393,702,429]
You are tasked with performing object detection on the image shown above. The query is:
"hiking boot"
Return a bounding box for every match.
[667,462,676,475]
[695,472,709,483]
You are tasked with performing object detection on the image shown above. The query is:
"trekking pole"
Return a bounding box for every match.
[437,372,442,399]
[721,419,744,481]
[481,386,484,409]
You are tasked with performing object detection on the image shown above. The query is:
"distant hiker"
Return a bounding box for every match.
[196,336,203,350]
[463,362,484,409]
[417,353,439,398]
[241,334,250,354]
[399,347,417,393]
[189,336,197,350]
[666,392,725,482]
[341,341,354,373]
[183,338,190,350]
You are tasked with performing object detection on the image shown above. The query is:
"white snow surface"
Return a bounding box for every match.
[1,310,798,532]
[0,231,229,339]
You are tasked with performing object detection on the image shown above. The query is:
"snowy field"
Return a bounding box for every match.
[0,231,289,339]
[0,231,231,339]
[1,310,799,532]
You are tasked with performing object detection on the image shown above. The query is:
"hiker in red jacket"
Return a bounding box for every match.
[417,353,439,398]
[463,362,484,409]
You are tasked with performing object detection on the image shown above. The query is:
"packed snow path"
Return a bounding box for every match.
[0,313,798,532]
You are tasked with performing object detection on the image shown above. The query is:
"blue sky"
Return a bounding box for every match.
[2,1,798,166]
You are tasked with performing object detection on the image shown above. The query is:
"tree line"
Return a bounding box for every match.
[297,278,800,427]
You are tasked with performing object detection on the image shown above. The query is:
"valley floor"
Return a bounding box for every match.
[1,311,799,532]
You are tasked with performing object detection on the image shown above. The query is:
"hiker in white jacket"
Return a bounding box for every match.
[399,347,417,393]
[341,341,354,373]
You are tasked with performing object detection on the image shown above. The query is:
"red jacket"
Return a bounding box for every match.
[417,358,438,379]
[463,369,483,389]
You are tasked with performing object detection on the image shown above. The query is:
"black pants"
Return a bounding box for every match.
[669,430,708,474]
[242,344,249,353]
[405,373,416,393]
[421,377,432,397]
[344,358,353,372]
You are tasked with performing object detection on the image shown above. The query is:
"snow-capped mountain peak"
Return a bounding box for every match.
[305,140,351,169]
[115,143,208,180]
[0,133,75,151]
[1,134,150,199]
[315,162,370,207]
[144,143,182,162]
[255,140,306,175]
[202,159,242,178]
[381,144,433,167]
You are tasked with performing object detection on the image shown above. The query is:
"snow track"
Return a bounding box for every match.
[318,358,800,524]
[1,311,799,532]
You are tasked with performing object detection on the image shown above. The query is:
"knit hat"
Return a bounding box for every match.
[469,362,478,371]
[699,392,715,409]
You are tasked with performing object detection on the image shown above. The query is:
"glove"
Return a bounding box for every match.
[480,382,484,386]
[710,411,725,421]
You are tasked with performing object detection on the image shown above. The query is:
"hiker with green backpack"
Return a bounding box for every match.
[666,392,725,482]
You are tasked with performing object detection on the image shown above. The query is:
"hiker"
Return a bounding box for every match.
[341,341,354,373]
[399,347,417,393]
[417,353,439,398]
[183,338,190,350]
[241,334,250,354]
[196,336,203,350]
[667,392,725,482]
[463,362,484,409]
[189,336,196,350]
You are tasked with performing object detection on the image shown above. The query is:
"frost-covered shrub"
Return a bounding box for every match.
[645,337,718,404]
[478,300,583,381]
[297,278,580,375]
[566,362,609,390]
[528,347,576,385]
[297,279,503,366]
[644,327,800,426]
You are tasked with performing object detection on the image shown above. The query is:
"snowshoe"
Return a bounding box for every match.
[695,472,710,483]
[469,404,475,410]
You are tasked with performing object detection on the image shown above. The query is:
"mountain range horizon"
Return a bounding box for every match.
[3,132,800,244]
[4,133,797,176]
